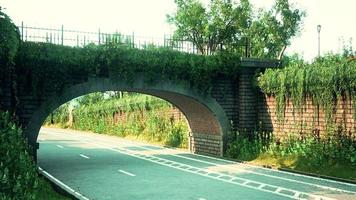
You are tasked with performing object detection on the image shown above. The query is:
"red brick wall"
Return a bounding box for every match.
[258,94,355,137]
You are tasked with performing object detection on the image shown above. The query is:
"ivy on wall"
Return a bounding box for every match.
[258,55,356,129]
[15,42,242,97]
[0,8,20,112]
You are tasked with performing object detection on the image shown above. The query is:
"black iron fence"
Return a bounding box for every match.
[16,22,250,56]
[17,22,198,53]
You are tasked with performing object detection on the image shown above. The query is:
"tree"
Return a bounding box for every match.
[77,92,105,106]
[168,0,305,59]
[248,0,305,59]
[167,0,252,55]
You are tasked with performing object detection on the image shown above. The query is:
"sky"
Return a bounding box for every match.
[2,0,356,61]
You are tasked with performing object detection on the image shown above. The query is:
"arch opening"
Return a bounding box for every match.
[25,77,230,157]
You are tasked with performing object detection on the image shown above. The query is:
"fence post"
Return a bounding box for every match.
[77,35,79,47]
[164,34,166,47]
[61,25,64,45]
[21,21,24,41]
[98,28,101,45]
[132,32,135,48]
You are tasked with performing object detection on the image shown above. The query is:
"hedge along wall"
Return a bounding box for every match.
[257,56,356,137]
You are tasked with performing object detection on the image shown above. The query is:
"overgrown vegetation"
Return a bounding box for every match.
[16,41,241,98]
[46,93,189,148]
[227,127,356,180]
[258,55,356,126]
[0,7,20,112]
[0,9,69,199]
[0,112,70,199]
[0,112,38,199]
[226,54,356,180]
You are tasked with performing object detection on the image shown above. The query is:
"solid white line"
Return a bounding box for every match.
[56,145,64,149]
[77,139,334,200]
[187,149,356,187]
[115,140,356,195]
[79,154,90,159]
[118,170,136,177]
[38,167,90,200]
[42,129,344,200]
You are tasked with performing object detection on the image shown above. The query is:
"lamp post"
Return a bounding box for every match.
[317,25,321,57]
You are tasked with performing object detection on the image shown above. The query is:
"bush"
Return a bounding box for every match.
[227,129,356,167]
[0,8,20,67]
[0,112,39,200]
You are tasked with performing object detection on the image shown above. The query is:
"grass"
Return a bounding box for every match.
[35,177,71,200]
[238,151,356,181]
[226,130,356,182]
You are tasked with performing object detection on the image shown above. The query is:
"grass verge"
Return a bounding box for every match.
[246,153,356,181]
[35,177,71,200]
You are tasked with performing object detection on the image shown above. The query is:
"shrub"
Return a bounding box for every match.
[0,112,39,200]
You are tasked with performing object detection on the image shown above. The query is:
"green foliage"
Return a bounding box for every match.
[16,42,241,97]
[227,129,356,172]
[0,8,20,111]
[0,8,20,67]
[258,55,356,126]
[168,0,305,58]
[0,112,38,200]
[167,0,252,55]
[46,93,189,148]
[248,0,305,59]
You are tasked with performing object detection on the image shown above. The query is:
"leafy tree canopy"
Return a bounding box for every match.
[168,0,305,59]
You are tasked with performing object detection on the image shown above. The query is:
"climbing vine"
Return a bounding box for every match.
[15,42,241,97]
[0,8,20,112]
[258,55,356,128]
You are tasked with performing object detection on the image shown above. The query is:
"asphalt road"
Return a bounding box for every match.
[38,127,356,200]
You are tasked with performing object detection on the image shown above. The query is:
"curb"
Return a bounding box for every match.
[38,167,89,200]
[39,173,78,200]
[278,167,356,185]
[221,155,356,184]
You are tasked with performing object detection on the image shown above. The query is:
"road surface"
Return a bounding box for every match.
[37,127,356,200]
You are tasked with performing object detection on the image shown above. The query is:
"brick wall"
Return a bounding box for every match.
[258,94,355,137]
[238,68,257,134]
[211,76,238,129]
[189,133,222,156]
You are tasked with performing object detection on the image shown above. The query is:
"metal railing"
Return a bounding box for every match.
[16,22,251,56]
[17,22,198,53]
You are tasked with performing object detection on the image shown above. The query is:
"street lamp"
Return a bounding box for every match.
[317,25,321,57]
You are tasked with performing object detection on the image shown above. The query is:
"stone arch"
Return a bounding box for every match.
[24,75,230,157]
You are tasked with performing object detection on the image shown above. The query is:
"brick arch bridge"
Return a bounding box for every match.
[25,75,230,157]
[1,58,276,159]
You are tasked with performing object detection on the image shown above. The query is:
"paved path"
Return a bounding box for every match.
[38,128,356,200]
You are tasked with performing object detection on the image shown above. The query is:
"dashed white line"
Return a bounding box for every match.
[117,141,356,195]
[56,145,64,149]
[118,170,136,177]
[79,154,90,159]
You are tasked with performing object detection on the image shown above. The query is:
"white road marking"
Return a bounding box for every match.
[110,139,356,195]
[40,129,354,200]
[56,145,64,149]
[118,170,136,177]
[70,138,335,200]
[38,167,90,200]
[79,154,90,159]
